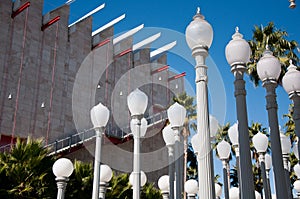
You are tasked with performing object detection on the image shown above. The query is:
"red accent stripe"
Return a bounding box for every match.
[151,65,169,75]
[41,16,60,31]
[168,72,186,81]
[11,2,30,18]
[117,48,132,57]
[92,38,111,49]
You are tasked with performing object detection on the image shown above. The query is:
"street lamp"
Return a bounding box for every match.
[228,122,240,187]
[52,158,74,199]
[167,102,186,199]
[162,124,175,199]
[280,132,293,199]
[215,183,222,199]
[158,175,170,199]
[127,88,148,199]
[184,179,198,199]
[129,170,147,187]
[99,164,113,199]
[225,26,255,199]
[257,47,288,198]
[216,139,231,199]
[229,187,239,199]
[90,102,110,199]
[282,60,300,162]
[252,132,271,199]
[185,7,215,199]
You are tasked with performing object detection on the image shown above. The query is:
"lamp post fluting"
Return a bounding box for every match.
[252,132,271,199]
[282,60,300,163]
[99,164,113,199]
[216,139,231,199]
[256,47,288,198]
[127,88,148,199]
[52,158,74,199]
[225,27,255,199]
[90,103,110,199]
[162,125,176,199]
[167,102,186,199]
[185,7,215,199]
[158,175,170,199]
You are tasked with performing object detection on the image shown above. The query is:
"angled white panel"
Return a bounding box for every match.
[150,41,177,58]
[132,33,161,51]
[68,3,105,27]
[113,24,144,44]
[65,0,76,5]
[92,14,126,36]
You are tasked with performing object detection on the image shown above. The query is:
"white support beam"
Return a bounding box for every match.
[68,3,105,27]
[65,0,76,5]
[113,24,144,45]
[132,33,161,51]
[92,14,126,36]
[150,41,177,58]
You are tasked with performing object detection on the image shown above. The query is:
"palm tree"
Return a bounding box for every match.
[0,137,56,199]
[248,22,299,86]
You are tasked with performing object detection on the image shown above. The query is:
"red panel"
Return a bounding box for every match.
[11,1,31,18]
[41,16,60,31]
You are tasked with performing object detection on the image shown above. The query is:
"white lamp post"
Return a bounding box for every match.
[99,164,113,199]
[215,183,222,199]
[158,175,170,199]
[184,179,198,199]
[162,124,175,199]
[229,187,239,199]
[52,158,74,199]
[90,103,110,199]
[228,122,240,188]
[127,88,148,199]
[185,7,215,199]
[217,139,231,199]
[252,132,271,199]
[225,27,255,199]
[257,47,288,198]
[282,60,300,163]
[167,102,186,199]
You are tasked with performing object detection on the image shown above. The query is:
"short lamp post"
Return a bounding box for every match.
[229,187,239,199]
[99,164,113,199]
[225,27,255,199]
[282,60,300,163]
[90,103,110,199]
[52,158,74,199]
[185,7,215,199]
[127,88,148,199]
[167,102,186,199]
[228,122,240,186]
[216,139,231,199]
[252,132,271,199]
[158,175,170,199]
[257,47,288,198]
[162,124,175,199]
[215,183,222,199]
[280,133,293,199]
[184,179,198,199]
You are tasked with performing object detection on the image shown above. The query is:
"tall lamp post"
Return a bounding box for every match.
[127,88,148,199]
[162,124,175,199]
[225,27,255,199]
[184,179,198,199]
[252,132,271,199]
[185,8,215,199]
[52,158,74,199]
[282,60,300,162]
[216,139,231,199]
[257,47,288,198]
[99,164,113,199]
[167,102,186,199]
[158,175,170,199]
[280,133,293,199]
[90,103,110,199]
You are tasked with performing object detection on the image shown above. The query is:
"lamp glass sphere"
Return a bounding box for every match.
[225,27,251,66]
[217,139,231,160]
[294,141,299,160]
[209,115,219,138]
[100,164,113,183]
[228,122,239,146]
[282,60,300,95]
[294,180,300,192]
[158,175,169,192]
[253,132,268,153]
[162,124,175,146]
[167,102,186,128]
[184,179,198,194]
[90,102,110,128]
[257,49,281,82]
[52,158,74,178]
[215,183,222,197]
[129,171,147,187]
[127,88,148,116]
[255,190,262,199]
[185,7,213,49]
[294,164,300,178]
[229,187,239,199]
[265,153,272,170]
[280,133,291,154]
[191,133,202,154]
